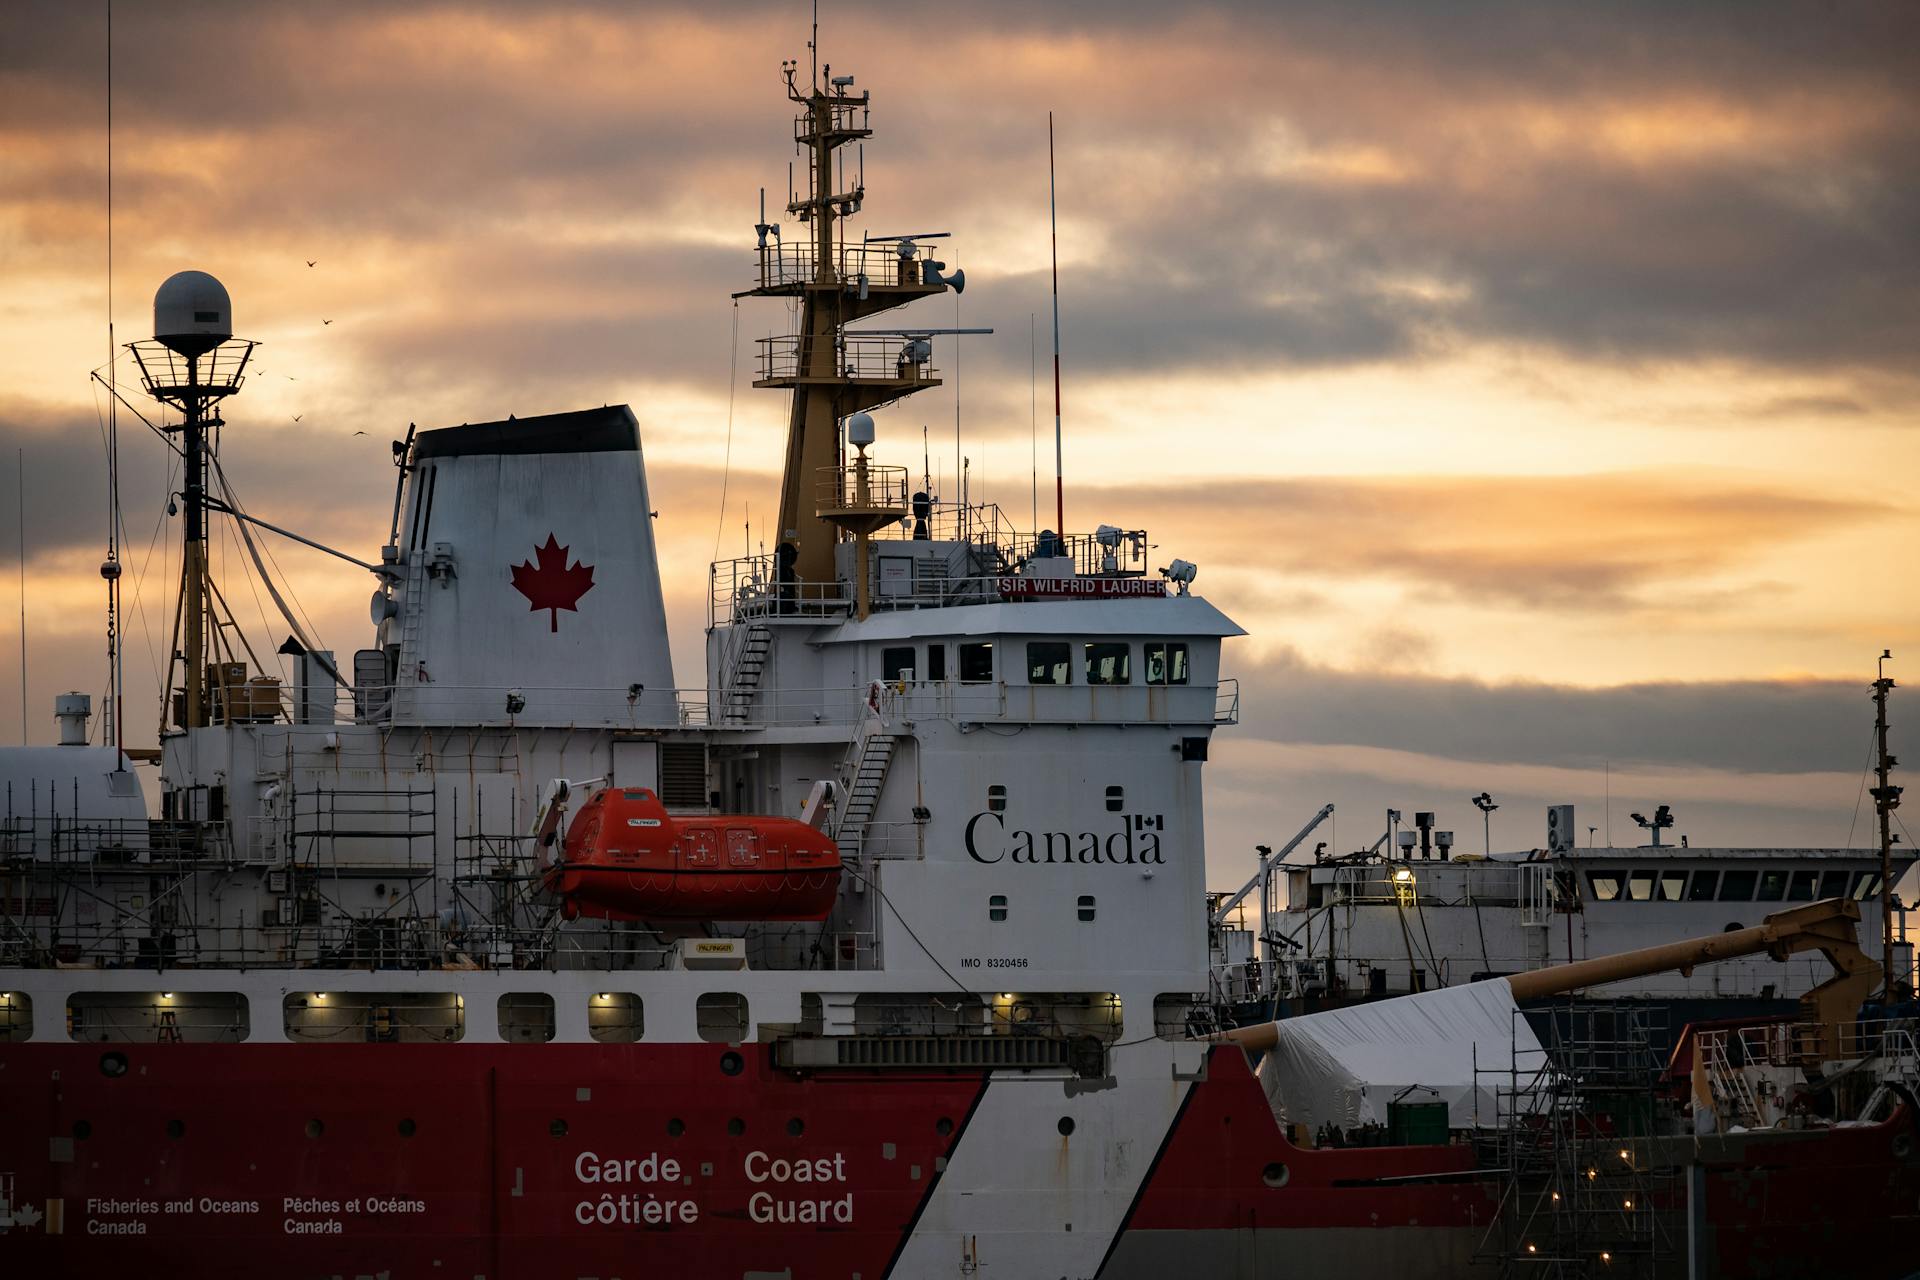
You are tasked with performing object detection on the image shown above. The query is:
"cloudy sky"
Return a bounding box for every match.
[2,1,1916,880]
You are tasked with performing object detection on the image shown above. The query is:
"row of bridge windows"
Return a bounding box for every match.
[1586,866,1884,904]
[880,641,1189,686]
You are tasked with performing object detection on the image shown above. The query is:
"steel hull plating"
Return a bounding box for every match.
[3,1044,1915,1278]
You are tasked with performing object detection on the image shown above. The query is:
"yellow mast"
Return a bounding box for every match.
[738,57,953,608]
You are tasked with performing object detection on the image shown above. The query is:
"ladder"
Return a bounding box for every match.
[157,1009,182,1044]
[391,552,429,720]
[834,730,898,865]
[722,623,774,722]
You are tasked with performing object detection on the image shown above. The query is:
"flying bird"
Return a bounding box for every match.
[306,260,316,267]
[352,431,367,436]
[321,319,333,326]
[291,414,303,423]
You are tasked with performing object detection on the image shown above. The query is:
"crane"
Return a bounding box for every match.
[1219,897,1881,1062]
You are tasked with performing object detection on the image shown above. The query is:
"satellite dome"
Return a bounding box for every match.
[153,270,232,356]
[846,411,876,448]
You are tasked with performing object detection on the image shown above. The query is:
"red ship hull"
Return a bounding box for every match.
[1,1043,1914,1278]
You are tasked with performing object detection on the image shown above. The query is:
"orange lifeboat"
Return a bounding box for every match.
[542,786,842,922]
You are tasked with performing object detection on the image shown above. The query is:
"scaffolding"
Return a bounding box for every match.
[1476,1002,1679,1278]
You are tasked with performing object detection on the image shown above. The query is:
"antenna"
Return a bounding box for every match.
[15,448,24,744]
[1871,649,1900,998]
[103,0,124,754]
[1030,313,1037,533]
[954,267,962,543]
[1048,112,1065,539]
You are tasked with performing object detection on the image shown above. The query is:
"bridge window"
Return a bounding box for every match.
[882,646,916,681]
[1084,642,1131,685]
[70,991,249,1044]
[1626,870,1656,901]
[1077,895,1096,922]
[1657,870,1686,902]
[959,641,994,683]
[0,992,30,1042]
[696,992,749,1044]
[1819,869,1850,899]
[1852,870,1884,901]
[989,894,1009,922]
[499,993,555,1043]
[1756,869,1788,902]
[589,992,644,1043]
[1786,869,1817,902]
[1686,870,1720,901]
[1027,641,1071,684]
[926,644,947,681]
[1587,871,1623,901]
[1145,642,1189,685]
[285,992,464,1043]
[1718,870,1757,900]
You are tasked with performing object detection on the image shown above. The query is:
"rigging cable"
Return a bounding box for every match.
[713,299,740,565]
[210,456,340,686]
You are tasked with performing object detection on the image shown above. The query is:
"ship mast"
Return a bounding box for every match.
[130,272,253,731]
[1871,650,1903,998]
[738,55,958,606]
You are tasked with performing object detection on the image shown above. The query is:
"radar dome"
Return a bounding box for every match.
[153,270,232,356]
[846,412,876,448]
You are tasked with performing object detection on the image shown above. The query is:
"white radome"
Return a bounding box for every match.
[153,269,233,356]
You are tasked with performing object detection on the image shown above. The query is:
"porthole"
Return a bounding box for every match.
[1057,1116,1075,1137]
[936,1116,954,1137]
[667,1118,686,1137]
[71,1120,92,1140]
[719,1050,744,1076]
[1262,1162,1290,1188]
[99,1051,128,1078]
[305,1119,324,1139]
[165,1119,185,1140]
[397,1118,417,1138]
[727,1117,746,1137]
[549,1118,568,1138]
[787,1117,805,1137]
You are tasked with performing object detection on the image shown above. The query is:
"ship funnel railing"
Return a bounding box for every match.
[753,240,939,292]
[816,462,912,518]
[756,334,939,386]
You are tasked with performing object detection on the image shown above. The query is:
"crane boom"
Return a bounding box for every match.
[1218,897,1880,1061]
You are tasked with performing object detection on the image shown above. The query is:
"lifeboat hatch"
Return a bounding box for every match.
[542,786,842,922]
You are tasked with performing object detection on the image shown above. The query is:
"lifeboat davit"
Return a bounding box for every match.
[542,786,842,922]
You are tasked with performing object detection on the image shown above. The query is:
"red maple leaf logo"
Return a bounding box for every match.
[510,534,595,632]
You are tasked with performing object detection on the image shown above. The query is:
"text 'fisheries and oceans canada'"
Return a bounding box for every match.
[77,1197,425,1236]
[574,1150,853,1226]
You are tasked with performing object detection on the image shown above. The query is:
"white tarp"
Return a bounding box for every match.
[1256,978,1544,1132]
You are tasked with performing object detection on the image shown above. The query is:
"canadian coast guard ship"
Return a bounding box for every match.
[4,40,1919,1280]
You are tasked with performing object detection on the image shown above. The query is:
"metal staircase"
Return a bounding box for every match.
[721,623,773,722]
[834,728,897,865]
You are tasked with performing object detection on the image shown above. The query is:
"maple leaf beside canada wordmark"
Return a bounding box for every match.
[510,534,596,632]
